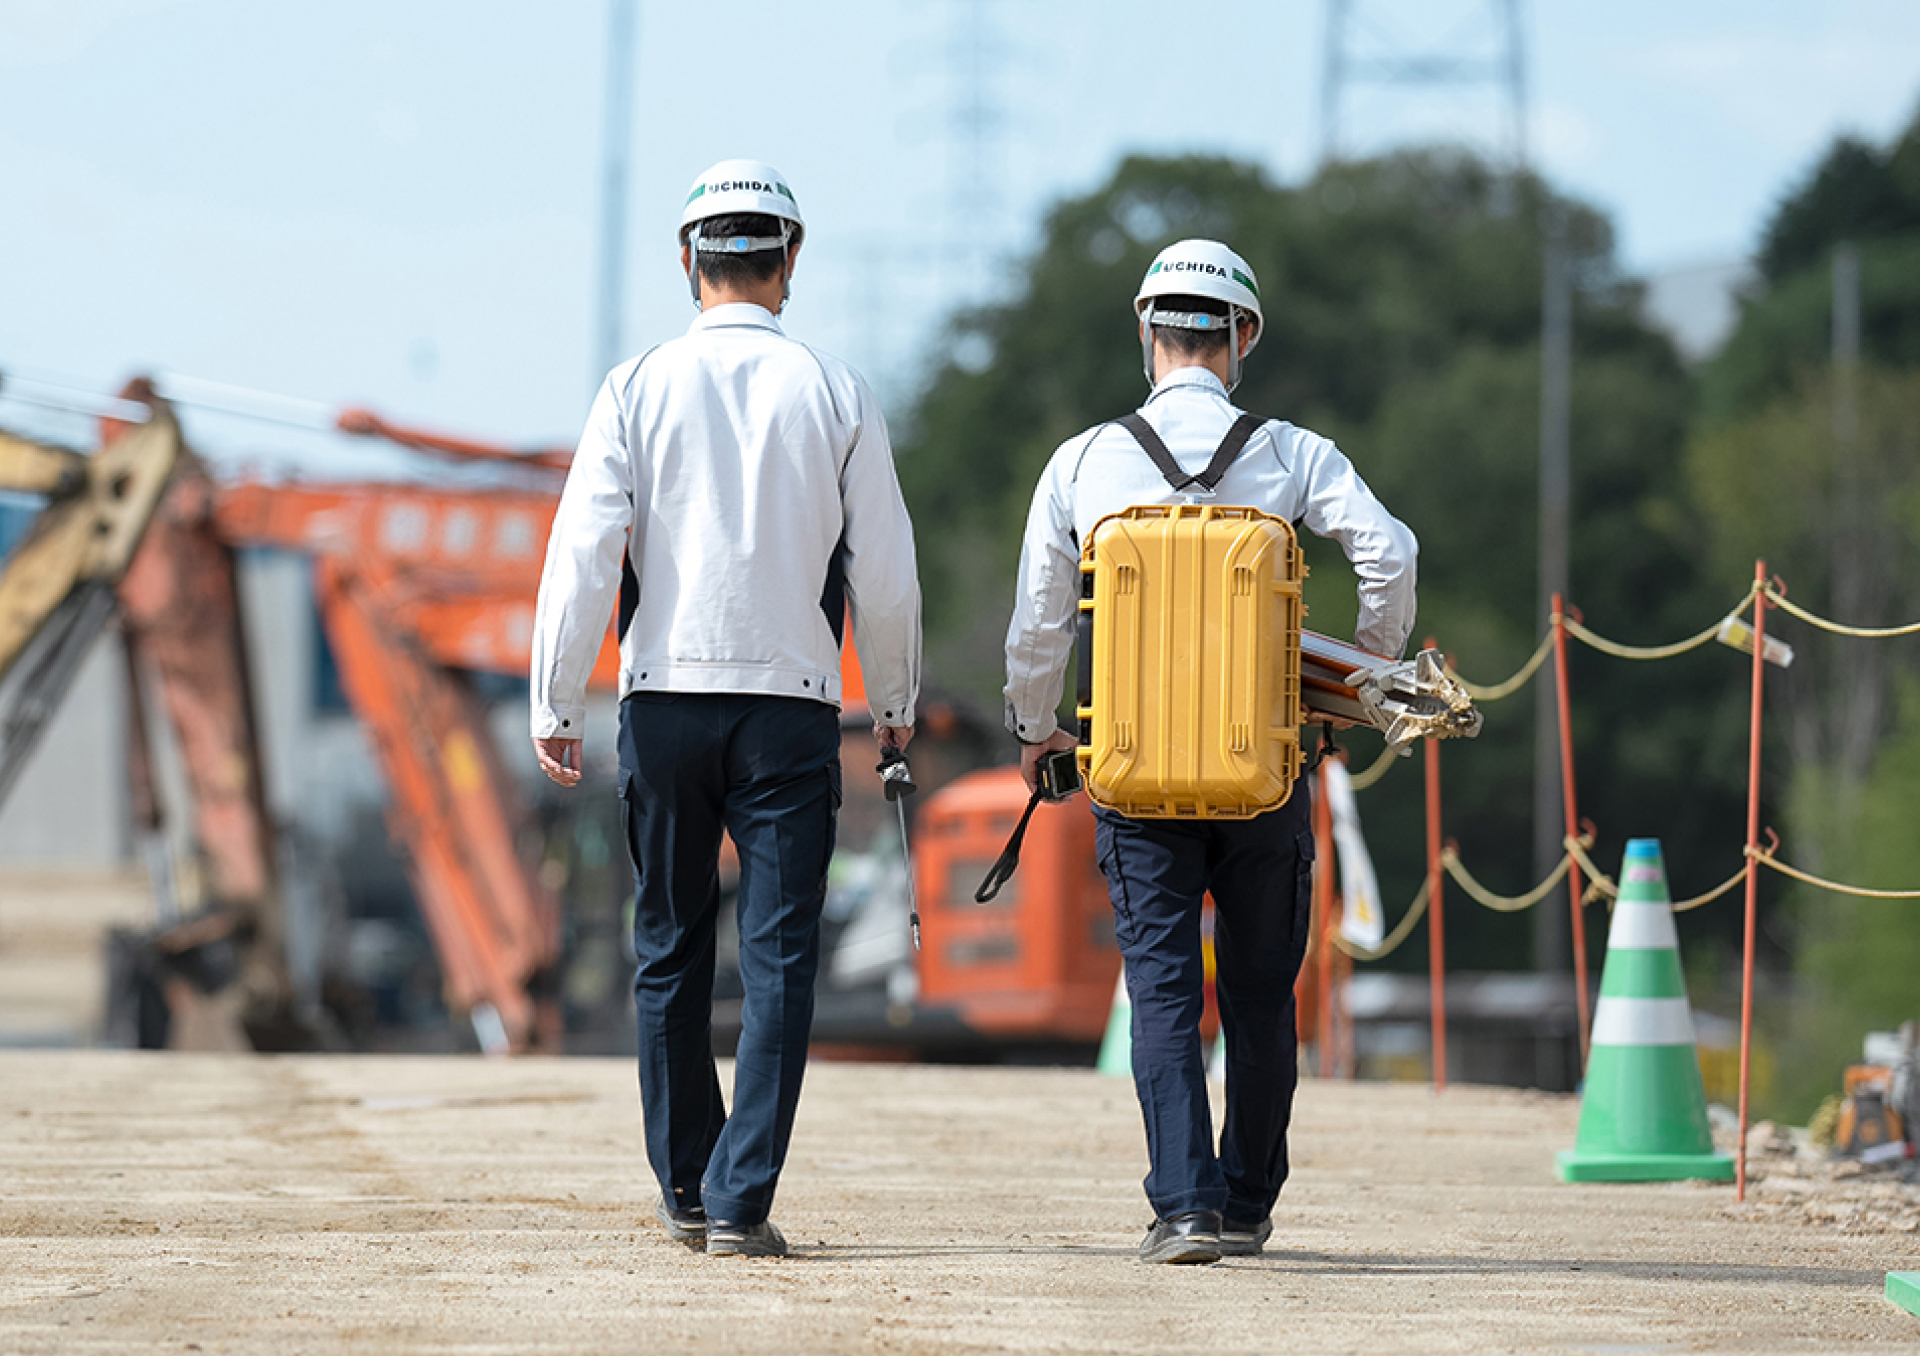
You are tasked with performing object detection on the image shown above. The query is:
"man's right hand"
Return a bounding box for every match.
[534,736,583,788]
[874,723,915,754]
[1020,728,1079,796]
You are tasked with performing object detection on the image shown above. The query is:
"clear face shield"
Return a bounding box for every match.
[686,221,796,310]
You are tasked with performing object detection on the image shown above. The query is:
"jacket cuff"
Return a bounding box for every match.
[1005,704,1058,745]
[532,704,587,740]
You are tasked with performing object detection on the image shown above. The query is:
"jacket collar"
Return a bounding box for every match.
[1145,366,1229,403]
[689,303,784,334]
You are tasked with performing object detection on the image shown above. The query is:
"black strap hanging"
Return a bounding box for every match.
[974,786,1045,903]
[1115,412,1265,494]
[1303,721,1339,774]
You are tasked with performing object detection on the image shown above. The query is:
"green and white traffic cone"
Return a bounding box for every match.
[1556,837,1735,1183]
[1097,970,1131,1076]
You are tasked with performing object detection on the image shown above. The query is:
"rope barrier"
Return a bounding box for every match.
[1343,742,1401,792]
[1446,632,1552,702]
[1762,585,1920,639]
[1747,846,1920,899]
[1561,835,1751,912]
[1668,863,1752,913]
[1331,880,1430,960]
[1441,842,1576,913]
[1560,582,1760,662]
[1561,835,1618,904]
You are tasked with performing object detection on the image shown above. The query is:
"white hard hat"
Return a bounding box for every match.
[679,159,804,240]
[1133,239,1263,391]
[678,159,805,310]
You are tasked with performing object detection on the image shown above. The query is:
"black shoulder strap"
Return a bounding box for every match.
[1115,413,1189,491]
[1194,414,1265,492]
[1114,412,1266,494]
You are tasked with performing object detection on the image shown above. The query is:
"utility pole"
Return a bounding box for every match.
[1531,210,1572,970]
[944,0,1010,308]
[1319,0,1527,169]
[594,0,638,386]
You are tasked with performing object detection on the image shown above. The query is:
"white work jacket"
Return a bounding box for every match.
[1003,367,1417,744]
[531,304,921,740]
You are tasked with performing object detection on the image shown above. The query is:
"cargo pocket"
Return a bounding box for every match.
[616,766,640,864]
[820,760,843,892]
[1095,818,1135,952]
[1292,830,1316,967]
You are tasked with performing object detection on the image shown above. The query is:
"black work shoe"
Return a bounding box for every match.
[1138,1209,1223,1265]
[1220,1215,1272,1256]
[655,1196,705,1248]
[706,1218,788,1258]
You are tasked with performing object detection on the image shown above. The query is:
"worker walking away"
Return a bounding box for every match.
[1002,240,1415,1264]
[531,159,921,1258]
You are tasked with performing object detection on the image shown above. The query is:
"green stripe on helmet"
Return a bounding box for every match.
[775,183,796,202]
[1232,268,1260,299]
[1147,262,1164,277]
[686,184,707,205]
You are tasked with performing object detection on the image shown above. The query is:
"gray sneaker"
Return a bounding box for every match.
[706,1218,788,1258]
[655,1196,705,1248]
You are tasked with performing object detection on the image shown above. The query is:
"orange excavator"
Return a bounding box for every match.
[2,381,1047,1054]
[2,385,587,1050]
[1,376,1473,1059]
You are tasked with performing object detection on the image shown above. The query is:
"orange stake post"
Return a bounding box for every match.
[1552,594,1592,1069]
[1425,638,1448,1093]
[1736,560,1769,1202]
[1314,758,1337,1078]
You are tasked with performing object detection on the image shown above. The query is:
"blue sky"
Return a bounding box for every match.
[3,0,1918,468]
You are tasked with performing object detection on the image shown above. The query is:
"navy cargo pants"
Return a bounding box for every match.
[616,691,841,1228]
[1094,788,1315,1223]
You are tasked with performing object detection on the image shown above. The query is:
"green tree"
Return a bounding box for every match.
[1688,101,1920,1117]
[901,151,1745,975]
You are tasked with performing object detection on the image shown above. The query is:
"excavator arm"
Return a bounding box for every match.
[115,445,308,1048]
[313,556,560,1051]
[0,412,181,806]
[212,477,567,1049]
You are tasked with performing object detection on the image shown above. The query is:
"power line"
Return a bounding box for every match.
[1320,0,1527,169]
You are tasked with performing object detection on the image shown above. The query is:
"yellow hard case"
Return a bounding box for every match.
[1074,504,1304,819]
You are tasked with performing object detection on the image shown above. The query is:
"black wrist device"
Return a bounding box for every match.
[1036,747,1082,802]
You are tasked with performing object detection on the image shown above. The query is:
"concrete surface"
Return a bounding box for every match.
[0,870,150,1047]
[1,1052,1915,1354]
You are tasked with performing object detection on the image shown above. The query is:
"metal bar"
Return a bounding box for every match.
[1535,211,1573,977]
[1553,594,1591,1069]
[0,386,152,423]
[1315,758,1336,1079]
[1736,559,1768,1202]
[1425,636,1447,1093]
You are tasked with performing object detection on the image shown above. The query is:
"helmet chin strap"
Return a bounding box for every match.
[1140,302,1246,392]
[687,222,796,312]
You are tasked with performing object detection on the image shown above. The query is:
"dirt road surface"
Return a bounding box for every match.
[1,1052,1914,1354]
